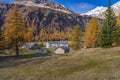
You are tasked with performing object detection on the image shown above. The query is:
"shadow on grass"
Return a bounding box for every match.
[0,53,51,69]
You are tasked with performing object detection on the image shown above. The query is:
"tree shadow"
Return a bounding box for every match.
[0,53,51,69]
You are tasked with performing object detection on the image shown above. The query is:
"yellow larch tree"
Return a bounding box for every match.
[70,25,83,50]
[84,17,100,48]
[117,13,120,26]
[116,13,120,45]
[39,28,47,42]
[4,5,25,57]
[0,29,4,50]
[24,27,34,42]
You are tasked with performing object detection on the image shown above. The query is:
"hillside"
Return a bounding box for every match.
[0,1,92,32]
[0,47,120,80]
[15,0,72,13]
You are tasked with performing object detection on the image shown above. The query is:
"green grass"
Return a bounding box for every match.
[0,47,120,80]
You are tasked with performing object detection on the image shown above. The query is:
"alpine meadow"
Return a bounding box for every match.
[0,0,120,80]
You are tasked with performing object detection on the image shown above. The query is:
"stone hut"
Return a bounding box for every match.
[54,47,69,54]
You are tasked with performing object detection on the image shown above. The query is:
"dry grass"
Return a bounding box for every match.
[0,47,120,80]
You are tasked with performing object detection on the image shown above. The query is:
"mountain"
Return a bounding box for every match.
[82,1,120,18]
[0,0,93,32]
[82,6,107,18]
[15,0,72,14]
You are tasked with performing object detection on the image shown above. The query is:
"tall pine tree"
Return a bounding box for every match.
[4,5,25,57]
[100,1,118,48]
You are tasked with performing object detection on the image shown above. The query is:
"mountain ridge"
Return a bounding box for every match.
[14,0,72,14]
[0,1,93,32]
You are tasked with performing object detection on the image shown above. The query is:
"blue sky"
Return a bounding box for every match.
[0,0,120,13]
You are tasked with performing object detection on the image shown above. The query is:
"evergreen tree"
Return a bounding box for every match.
[84,17,100,48]
[4,5,25,57]
[70,25,82,50]
[100,1,118,48]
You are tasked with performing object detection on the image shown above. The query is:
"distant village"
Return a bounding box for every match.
[21,41,70,54]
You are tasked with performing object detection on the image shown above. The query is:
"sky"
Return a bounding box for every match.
[0,0,120,13]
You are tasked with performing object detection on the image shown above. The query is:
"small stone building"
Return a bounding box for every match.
[54,47,69,54]
[46,41,69,48]
[21,43,39,50]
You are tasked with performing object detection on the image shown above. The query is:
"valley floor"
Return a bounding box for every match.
[0,47,120,80]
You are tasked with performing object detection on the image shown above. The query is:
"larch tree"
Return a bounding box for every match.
[117,13,120,26]
[53,29,60,41]
[31,25,37,42]
[116,13,120,45]
[45,30,50,42]
[0,29,2,42]
[60,31,66,40]
[24,27,34,42]
[0,29,3,50]
[100,1,119,48]
[39,28,47,42]
[84,17,100,48]
[25,26,38,42]
[70,25,83,50]
[66,31,72,40]
[4,5,25,57]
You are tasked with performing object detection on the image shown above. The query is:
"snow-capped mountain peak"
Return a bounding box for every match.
[82,1,120,18]
[82,6,107,17]
[112,1,120,7]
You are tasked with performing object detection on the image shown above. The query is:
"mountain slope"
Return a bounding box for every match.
[82,1,120,18]
[0,1,92,32]
[15,0,72,14]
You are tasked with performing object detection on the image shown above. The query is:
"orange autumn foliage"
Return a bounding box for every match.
[84,17,100,48]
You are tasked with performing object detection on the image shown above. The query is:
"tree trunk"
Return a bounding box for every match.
[16,45,19,57]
